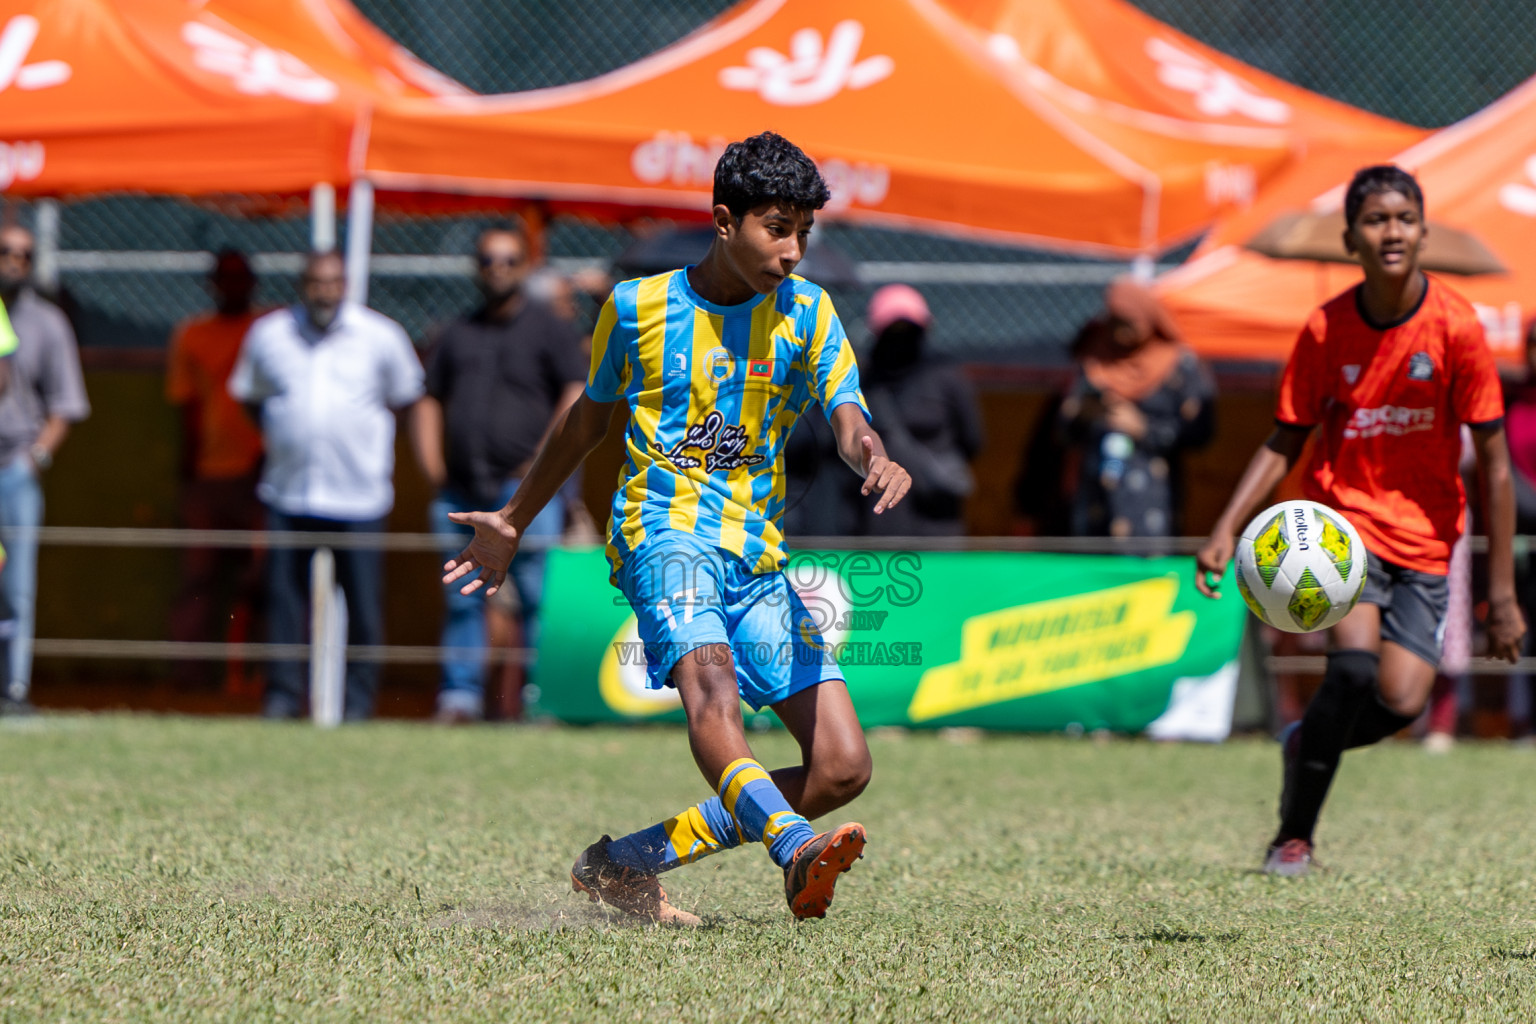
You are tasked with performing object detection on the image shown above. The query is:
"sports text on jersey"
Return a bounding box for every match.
[1341,405,1435,439]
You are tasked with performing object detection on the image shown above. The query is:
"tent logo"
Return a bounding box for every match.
[718,21,893,106]
[181,22,339,105]
[0,141,44,189]
[630,132,889,209]
[1146,38,1290,124]
[0,15,71,94]
[1498,156,1536,217]
[632,132,729,187]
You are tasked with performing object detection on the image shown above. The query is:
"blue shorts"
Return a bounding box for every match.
[616,530,843,710]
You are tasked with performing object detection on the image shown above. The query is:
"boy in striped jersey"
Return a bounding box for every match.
[444,133,911,922]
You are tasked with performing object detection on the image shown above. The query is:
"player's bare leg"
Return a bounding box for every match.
[570,647,763,927]
[671,645,865,918]
[577,646,863,920]
[768,680,871,917]
[671,644,759,784]
[768,679,872,820]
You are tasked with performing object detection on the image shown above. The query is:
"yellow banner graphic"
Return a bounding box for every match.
[907,575,1195,722]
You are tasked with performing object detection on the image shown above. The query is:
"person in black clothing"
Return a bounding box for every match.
[781,403,861,539]
[857,285,983,537]
[412,226,587,721]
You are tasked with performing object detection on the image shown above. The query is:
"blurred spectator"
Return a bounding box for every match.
[1056,277,1214,538]
[857,284,982,537]
[525,267,603,545]
[411,228,584,723]
[1501,322,1536,737]
[165,250,266,692]
[230,251,424,721]
[782,404,860,538]
[0,225,90,715]
[1423,429,1478,751]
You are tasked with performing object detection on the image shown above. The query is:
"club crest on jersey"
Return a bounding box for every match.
[1407,352,1435,381]
[1341,364,1360,384]
[705,348,734,383]
[656,410,766,472]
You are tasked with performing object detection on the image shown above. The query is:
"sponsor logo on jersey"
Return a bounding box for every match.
[656,410,766,472]
[1341,364,1360,384]
[1342,404,1435,439]
[1407,351,1436,381]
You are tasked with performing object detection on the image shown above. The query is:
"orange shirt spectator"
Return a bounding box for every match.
[166,309,265,479]
[164,249,267,694]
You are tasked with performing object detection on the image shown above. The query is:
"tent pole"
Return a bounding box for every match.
[310,183,336,252]
[34,199,60,294]
[345,179,374,306]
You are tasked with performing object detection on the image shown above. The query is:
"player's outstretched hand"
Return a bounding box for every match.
[1194,534,1233,598]
[1487,595,1527,664]
[442,509,521,596]
[861,436,912,514]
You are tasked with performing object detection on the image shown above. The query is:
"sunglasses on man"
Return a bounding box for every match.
[476,253,524,269]
[0,246,32,260]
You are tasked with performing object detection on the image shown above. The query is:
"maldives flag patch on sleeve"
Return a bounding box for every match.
[748,358,773,379]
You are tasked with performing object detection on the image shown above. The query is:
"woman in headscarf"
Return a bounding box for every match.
[1058,277,1214,538]
[856,284,984,537]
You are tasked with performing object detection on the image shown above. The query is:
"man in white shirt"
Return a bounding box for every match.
[230,251,425,720]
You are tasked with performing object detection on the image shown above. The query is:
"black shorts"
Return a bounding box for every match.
[1359,558,1450,667]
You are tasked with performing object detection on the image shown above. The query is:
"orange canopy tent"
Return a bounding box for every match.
[1159,77,1536,365]
[0,0,465,198]
[361,0,1421,256]
[0,0,475,299]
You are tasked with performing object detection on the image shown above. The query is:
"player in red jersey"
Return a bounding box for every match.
[1194,165,1526,876]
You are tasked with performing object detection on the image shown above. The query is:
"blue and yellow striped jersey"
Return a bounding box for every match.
[586,268,868,578]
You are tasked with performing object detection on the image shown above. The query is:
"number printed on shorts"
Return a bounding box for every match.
[656,587,700,630]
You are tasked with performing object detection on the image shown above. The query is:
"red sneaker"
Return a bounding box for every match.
[783,823,866,920]
[1263,837,1314,877]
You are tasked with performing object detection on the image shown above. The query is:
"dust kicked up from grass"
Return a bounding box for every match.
[4,715,1536,1022]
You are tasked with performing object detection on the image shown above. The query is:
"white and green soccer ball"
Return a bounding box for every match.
[1233,499,1368,633]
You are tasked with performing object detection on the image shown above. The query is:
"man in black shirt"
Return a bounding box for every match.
[413,226,586,721]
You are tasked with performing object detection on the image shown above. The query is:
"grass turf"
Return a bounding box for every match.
[3,716,1536,1022]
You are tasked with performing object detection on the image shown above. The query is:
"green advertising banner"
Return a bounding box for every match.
[533,547,1248,738]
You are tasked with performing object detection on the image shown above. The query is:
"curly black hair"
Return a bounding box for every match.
[713,131,831,219]
[1344,165,1424,228]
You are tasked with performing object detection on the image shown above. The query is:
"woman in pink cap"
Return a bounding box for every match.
[857,283,983,537]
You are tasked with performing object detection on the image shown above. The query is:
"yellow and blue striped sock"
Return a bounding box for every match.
[604,796,742,875]
[718,757,815,869]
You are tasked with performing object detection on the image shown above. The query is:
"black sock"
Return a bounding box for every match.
[1345,696,1418,750]
[1279,649,1379,843]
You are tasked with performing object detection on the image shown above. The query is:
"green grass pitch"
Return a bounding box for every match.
[5,715,1536,1022]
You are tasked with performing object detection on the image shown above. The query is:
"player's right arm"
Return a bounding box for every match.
[442,393,617,596]
[1194,426,1311,597]
[443,291,629,596]
[1196,315,1326,598]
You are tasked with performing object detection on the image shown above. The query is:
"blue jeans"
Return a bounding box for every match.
[433,480,562,715]
[0,456,42,701]
[264,510,387,721]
